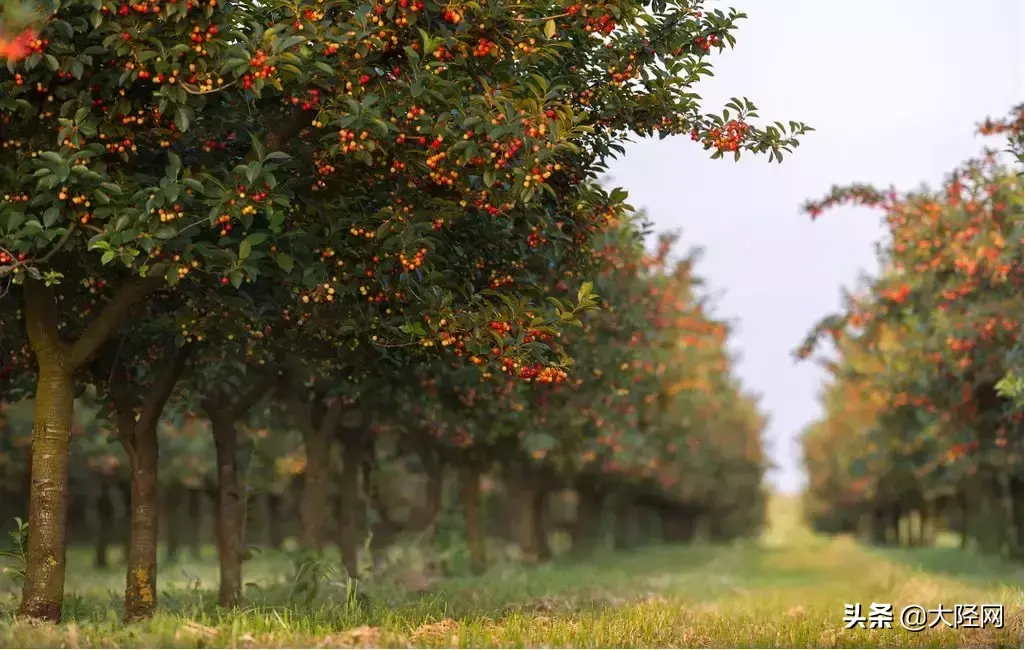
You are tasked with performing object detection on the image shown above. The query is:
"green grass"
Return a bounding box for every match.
[1,496,1022,648]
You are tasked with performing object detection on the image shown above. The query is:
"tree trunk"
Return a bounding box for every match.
[164,483,184,563]
[958,487,970,550]
[679,509,697,542]
[186,487,203,559]
[511,475,540,565]
[300,429,333,551]
[889,507,901,546]
[338,438,365,578]
[95,476,114,569]
[532,486,551,562]
[1012,477,1024,555]
[571,477,604,557]
[707,513,726,542]
[614,494,638,550]
[637,504,660,544]
[18,275,160,622]
[18,359,74,622]
[122,425,159,622]
[459,465,485,575]
[871,507,886,545]
[665,506,696,543]
[211,417,243,608]
[908,508,920,547]
[267,493,284,550]
[422,459,444,540]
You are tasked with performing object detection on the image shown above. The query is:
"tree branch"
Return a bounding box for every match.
[35,222,77,264]
[180,79,239,95]
[106,357,135,417]
[137,344,191,434]
[69,276,164,369]
[23,277,70,365]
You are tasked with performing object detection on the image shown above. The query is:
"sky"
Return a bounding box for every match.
[605,0,1025,494]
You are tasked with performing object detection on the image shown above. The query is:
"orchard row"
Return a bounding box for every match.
[0,0,808,624]
[800,105,1024,558]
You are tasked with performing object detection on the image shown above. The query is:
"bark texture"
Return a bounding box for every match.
[211,415,243,608]
[201,377,271,608]
[18,276,161,622]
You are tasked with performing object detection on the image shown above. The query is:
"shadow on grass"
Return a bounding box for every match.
[868,544,1024,588]
[1,542,732,627]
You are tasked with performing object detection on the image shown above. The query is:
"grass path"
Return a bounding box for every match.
[1,496,1022,648]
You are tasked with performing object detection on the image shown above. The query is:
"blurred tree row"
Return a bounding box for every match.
[799,105,1023,559]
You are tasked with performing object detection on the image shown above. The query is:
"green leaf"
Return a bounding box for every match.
[275,253,294,272]
[246,161,262,184]
[244,232,268,247]
[42,206,60,228]
[239,239,252,260]
[544,19,557,39]
[174,106,190,132]
[167,152,182,178]
[101,250,115,265]
[577,280,593,303]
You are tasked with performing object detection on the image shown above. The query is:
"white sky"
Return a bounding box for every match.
[606,0,1025,494]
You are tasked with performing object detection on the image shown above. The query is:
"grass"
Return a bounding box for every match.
[0,496,1021,648]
